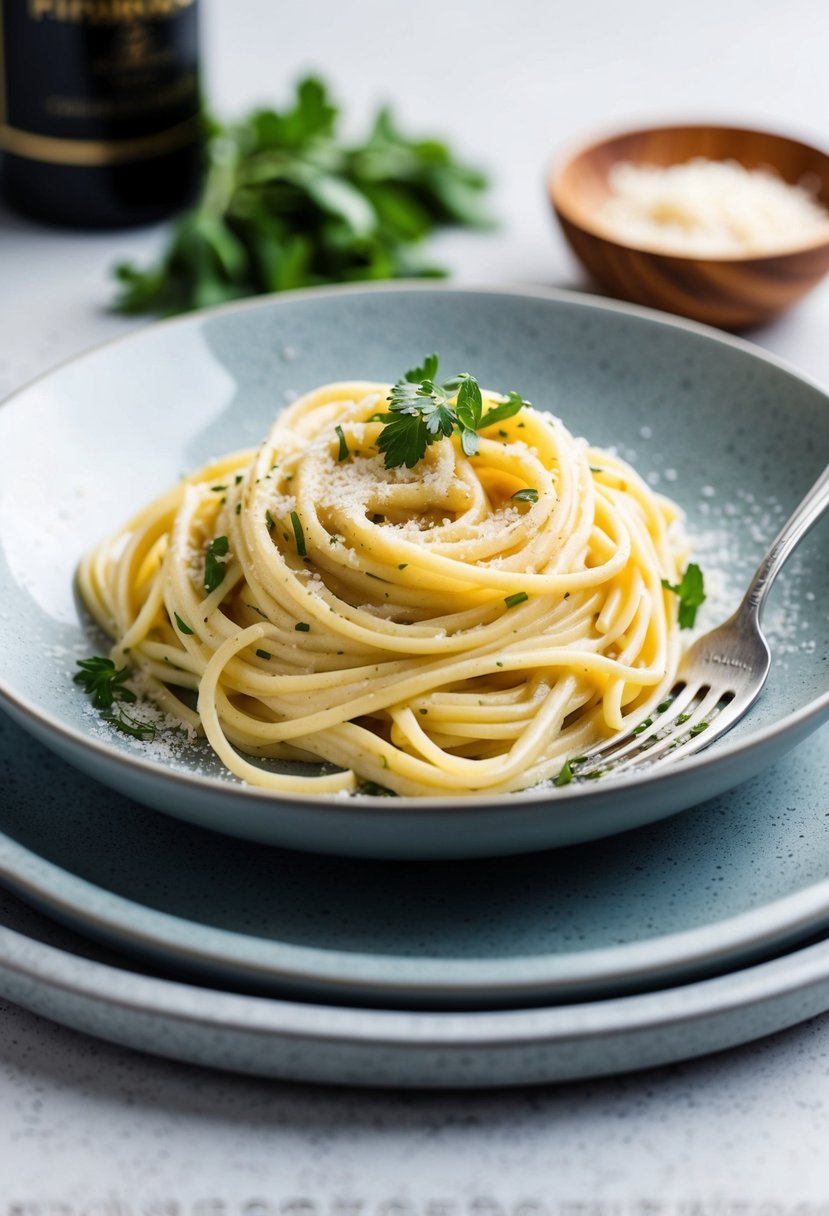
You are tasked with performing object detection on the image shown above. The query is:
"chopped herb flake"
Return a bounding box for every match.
[511,488,539,503]
[358,780,397,797]
[255,648,272,660]
[290,510,306,556]
[554,759,575,787]
[335,424,349,462]
[174,612,194,635]
[504,592,529,608]
[204,535,230,593]
[295,621,311,632]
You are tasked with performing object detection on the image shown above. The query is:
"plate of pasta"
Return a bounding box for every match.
[0,283,828,858]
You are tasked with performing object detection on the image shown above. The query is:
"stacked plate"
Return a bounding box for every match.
[4,709,829,1086]
[1,285,829,1087]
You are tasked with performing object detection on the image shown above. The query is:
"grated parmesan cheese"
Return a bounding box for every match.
[597,157,829,256]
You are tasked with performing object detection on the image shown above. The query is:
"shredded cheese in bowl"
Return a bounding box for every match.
[596,157,829,256]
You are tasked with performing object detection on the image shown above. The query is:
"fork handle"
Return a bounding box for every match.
[741,461,829,620]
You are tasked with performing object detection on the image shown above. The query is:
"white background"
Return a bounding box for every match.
[2,0,829,1202]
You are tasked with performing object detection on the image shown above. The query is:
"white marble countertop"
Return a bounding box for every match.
[3,0,829,1201]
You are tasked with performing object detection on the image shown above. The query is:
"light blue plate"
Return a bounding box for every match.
[3,708,829,1008]
[1,283,828,858]
[5,873,829,1087]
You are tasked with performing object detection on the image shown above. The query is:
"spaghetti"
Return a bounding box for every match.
[77,376,688,797]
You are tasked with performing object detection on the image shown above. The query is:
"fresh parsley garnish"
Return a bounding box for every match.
[112,78,491,317]
[504,592,529,609]
[511,488,539,503]
[256,648,272,660]
[204,535,230,594]
[74,657,156,741]
[375,355,531,469]
[295,621,311,632]
[662,562,706,629]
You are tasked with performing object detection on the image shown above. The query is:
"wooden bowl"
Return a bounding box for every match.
[549,124,829,329]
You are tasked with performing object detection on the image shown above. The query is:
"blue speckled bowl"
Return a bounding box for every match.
[0,283,828,858]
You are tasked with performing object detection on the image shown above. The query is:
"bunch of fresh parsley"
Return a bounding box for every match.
[113,77,491,316]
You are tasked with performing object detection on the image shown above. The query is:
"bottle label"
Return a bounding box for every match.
[0,0,200,164]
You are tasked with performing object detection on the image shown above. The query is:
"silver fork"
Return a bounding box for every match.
[566,460,829,782]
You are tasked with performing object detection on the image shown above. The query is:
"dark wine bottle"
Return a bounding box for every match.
[0,0,201,228]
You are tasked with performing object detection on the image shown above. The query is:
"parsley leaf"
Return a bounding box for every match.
[480,391,532,429]
[511,488,539,503]
[662,562,706,629]
[377,377,456,469]
[404,353,439,383]
[74,656,136,710]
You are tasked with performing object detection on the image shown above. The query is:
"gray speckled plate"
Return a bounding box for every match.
[1,283,828,858]
[3,879,829,1087]
[3,708,829,1008]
